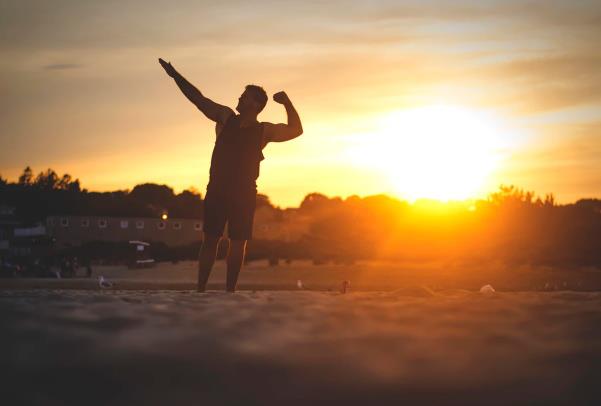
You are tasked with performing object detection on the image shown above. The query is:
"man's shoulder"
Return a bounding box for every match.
[224,110,237,122]
[215,112,238,135]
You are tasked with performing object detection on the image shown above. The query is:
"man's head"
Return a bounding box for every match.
[236,84,268,115]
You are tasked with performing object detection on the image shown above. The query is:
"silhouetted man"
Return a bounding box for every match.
[159,58,303,292]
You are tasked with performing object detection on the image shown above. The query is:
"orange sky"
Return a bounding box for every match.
[1,0,600,207]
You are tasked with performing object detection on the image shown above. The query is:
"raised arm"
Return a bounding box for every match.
[263,91,303,143]
[158,58,233,124]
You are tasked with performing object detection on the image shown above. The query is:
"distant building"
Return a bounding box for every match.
[0,205,19,253]
[46,215,203,248]
[11,224,52,257]
[45,207,311,248]
[0,205,52,257]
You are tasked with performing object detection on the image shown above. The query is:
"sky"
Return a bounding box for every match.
[1,0,600,207]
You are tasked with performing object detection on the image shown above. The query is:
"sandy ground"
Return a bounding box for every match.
[1,288,601,405]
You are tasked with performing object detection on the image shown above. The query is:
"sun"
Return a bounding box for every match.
[346,105,506,201]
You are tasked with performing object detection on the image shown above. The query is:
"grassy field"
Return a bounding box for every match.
[2,259,601,291]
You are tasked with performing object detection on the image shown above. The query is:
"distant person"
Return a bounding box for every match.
[159,58,303,292]
[83,257,93,278]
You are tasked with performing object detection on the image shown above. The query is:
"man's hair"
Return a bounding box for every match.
[245,84,268,113]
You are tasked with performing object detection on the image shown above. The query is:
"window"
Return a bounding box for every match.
[81,218,89,227]
[98,219,108,228]
[157,221,166,230]
[47,218,55,226]
[194,222,202,231]
[136,220,144,229]
[120,220,129,229]
[173,222,182,230]
[61,218,69,227]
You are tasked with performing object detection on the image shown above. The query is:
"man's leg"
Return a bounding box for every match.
[197,233,221,292]
[226,239,247,293]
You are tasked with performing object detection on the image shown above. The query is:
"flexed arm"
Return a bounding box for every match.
[158,58,233,124]
[263,91,303,143]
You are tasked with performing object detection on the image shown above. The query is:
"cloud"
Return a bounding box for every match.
[465,54,601,113]
[43,63,82,71]
[2,0,601,203]
[3,0,598,52]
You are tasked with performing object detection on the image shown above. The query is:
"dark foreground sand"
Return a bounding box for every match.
[1,289,601,405]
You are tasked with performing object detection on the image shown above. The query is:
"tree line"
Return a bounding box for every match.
[0,166,275,222]
[2,167,601,268]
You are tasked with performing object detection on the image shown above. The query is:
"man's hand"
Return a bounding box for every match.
[273,91,291,105]
[159,58,176,77]
[263,91,303,143]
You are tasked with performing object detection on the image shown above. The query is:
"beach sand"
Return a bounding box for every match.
[2,287,601,405]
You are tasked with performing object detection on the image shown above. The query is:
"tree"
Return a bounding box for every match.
[34,169,59,190]
[18,166,33,186]
[177,188,202,201]
[300,193,329,211]
[575,199,601,212]
[57,173,72,190]
[299,192,343,214]
[67,179,82,193]
[488,184,537,207]
[172,188,203,217]
[256,193,275,210]
[543,193,555,207]
[130,183,175,206]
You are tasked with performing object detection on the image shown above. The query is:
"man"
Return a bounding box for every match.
[159,58,303,293]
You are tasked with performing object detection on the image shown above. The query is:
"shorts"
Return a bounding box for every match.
[202,185,257,241]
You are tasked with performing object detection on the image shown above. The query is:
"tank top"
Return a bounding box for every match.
[208,114,265,192]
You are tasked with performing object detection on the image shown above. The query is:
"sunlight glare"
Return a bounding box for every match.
[346,105,508,201]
